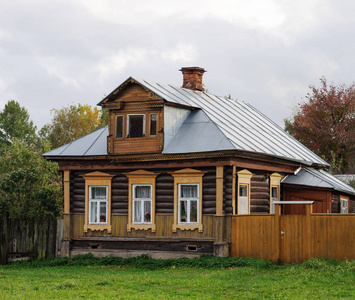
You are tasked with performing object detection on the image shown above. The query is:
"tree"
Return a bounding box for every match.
[42,104,108,149]
[285,78,355,173]
[0,100,37,152]
[0,139,62,219]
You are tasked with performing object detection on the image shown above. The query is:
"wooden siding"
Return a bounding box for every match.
[71,213,215,240]
[156,173,174,214]
[70,172,85,213]
[112,174,129,214]
[224,166,233,214]
[283,189,331,214]
[70,167,216,215]
[202,167,216,214]
[250,174,270,213]
[331,193,340,213]
[231,215,277,261]
[231,210,355,263]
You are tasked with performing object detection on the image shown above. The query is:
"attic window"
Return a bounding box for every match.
[128,114,145,138]
[116,116,123,138]
[150,114,157,136]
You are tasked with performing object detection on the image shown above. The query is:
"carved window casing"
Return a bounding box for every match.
[125,170,159,232]
[269,173,283,214]
[82,171,114,233]
[236,169,253,215]
[170,168,205,232]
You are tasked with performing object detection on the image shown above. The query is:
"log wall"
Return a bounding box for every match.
[70,167,217,215]
[250,174,270,213]
[71,213,215,240]
[224,166,233,214]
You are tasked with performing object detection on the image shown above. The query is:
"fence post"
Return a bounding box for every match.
[305,204,313,261]
[274,204,281,263]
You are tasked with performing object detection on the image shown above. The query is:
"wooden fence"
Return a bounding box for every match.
[0,215,58,264]
[231,204,355,263]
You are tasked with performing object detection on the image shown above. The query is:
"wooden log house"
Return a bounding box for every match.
[44,67,355,258]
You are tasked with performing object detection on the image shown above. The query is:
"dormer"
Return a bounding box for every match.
[99,78,165,155]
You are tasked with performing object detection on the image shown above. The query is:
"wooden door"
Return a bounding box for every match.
[279,213,310,263]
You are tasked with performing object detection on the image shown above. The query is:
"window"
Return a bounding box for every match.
[269,173,282,214]
[82,171,114,233]
[179,184,199,224]
[150,114,157,136]
[236,169,252,215]
[128,114,145,138]
[133,185,152,223]
[116,115,123,138]
[89,186,108,224]
[238,184,249,214]
[270,186,279,214]
[170,168,205,232]
[125,170,158,232]
[340,197,348,214]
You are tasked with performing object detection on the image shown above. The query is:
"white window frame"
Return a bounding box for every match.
[127,114,146,138]
[89,186,108,225]
[178,184,199,224]
[132,184,152,224]
[238,184,249,215]
[340,197,348,214]
[270,186,279,214]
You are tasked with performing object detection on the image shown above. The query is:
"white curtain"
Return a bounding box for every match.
[92,187,106,199]
[90,201,97,223]
[134,201,142,222]
[181,185,197,198]
[135,186,151,198]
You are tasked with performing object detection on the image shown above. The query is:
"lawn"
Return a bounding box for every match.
[0,256,354,299]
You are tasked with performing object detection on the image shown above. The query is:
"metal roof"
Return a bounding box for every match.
[43,76,329,167]
[282,168,355,196]
[135,78,328,166]
[163,109,235,154]
[43,126,108,157]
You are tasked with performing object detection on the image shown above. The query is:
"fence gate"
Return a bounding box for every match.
[279,211,311,263]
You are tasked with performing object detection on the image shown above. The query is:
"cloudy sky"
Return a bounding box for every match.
[1,0,354,130]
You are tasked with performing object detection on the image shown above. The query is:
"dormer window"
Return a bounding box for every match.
[109,109,162,154]
[116,115,123,138]
[150,114,157,136]
[128,114,145,138]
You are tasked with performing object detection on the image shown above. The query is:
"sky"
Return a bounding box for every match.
[0,0,354,130]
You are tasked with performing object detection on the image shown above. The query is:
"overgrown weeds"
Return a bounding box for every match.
[9,253,276,270]
[8,254,354,272]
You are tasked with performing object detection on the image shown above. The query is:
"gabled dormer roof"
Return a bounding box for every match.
[44,77,329,167]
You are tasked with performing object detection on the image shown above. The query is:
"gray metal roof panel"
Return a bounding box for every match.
[163,110,235,154]
[282,168,355,196]
[44,77,330,167]
[43,126,108,157]
[134,78,328,166]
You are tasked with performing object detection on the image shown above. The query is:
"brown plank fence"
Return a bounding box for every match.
[0,215,58,264]
[231,204,355,263]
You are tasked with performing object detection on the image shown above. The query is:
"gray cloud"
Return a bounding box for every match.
[0,0,354,130]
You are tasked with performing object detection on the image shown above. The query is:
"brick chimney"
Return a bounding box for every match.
[180,67,206,91]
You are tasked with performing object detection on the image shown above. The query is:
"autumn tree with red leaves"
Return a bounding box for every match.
[285,78,355,173]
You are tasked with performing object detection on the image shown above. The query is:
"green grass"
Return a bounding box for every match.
[0,256,354,299]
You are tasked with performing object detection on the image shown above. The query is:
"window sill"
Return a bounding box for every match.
[84,224,112,233]
[127,224,156,232]
[173,224,203,233]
